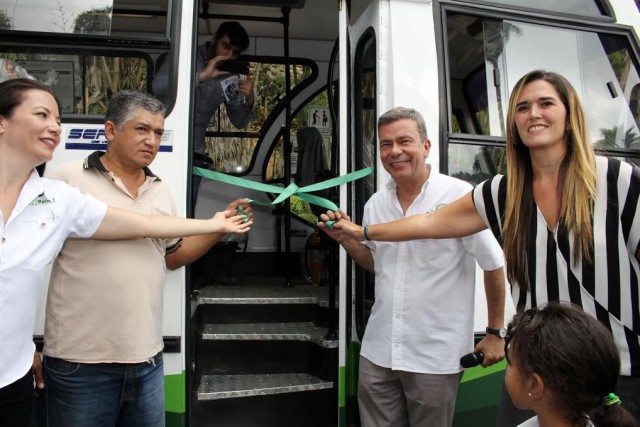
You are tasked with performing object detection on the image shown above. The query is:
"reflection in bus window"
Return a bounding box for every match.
[447,12,640,150]
[0,52,149,114]
[448,144,506,185]
[0,0,113,34]
[0,0,168,38]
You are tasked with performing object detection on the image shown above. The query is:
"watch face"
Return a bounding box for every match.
[487,327,507,338]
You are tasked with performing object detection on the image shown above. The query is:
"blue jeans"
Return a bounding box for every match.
[43,352,165,427]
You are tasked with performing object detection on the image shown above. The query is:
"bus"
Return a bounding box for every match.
[1,0,638,425]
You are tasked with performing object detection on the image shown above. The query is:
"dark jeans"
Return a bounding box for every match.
[497,375,640,426]
[44,352,165,427]
[0,369,33,427]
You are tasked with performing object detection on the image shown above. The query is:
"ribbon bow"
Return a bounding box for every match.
[193,166,373,213]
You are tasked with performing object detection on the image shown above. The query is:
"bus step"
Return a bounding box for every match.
[196,373,333,401]
[195,283,333,306]
[201,322,338,349]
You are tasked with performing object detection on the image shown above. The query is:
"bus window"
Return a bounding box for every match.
[448,144,507,184]
[0,0,168,39]
[0,52,150,115]
[501,21,640,150]
[457,0,610,18]
[0,0,169,117]
[206,60,315,174]
[353,27,377,341]
[446,12,640,153]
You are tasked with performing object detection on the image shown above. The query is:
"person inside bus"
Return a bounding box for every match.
[152,21,255,210]
[504,302,638,427]
[40,89,253,427]
[328,70,640,424]
[0,78,251,427]
[318,107,506,427]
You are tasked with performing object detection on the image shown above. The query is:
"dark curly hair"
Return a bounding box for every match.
[507,303,638,427]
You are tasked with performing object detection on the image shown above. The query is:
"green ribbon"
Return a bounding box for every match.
[193,166,373,212]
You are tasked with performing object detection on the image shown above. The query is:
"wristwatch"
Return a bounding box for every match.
[486,326,507,339]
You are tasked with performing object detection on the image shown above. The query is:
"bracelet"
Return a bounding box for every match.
[364,225,370,241]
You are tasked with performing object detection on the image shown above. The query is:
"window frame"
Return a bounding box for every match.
[436,0,640,175]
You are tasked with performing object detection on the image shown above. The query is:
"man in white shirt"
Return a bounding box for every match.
[319,107,506,427]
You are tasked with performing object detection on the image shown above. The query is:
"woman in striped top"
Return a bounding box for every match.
[332,70,640,423]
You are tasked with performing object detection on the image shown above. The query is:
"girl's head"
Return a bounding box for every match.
[505,303,637,426]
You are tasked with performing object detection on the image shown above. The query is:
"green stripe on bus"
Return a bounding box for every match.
[460,359,506,383]
[165,371,186,413]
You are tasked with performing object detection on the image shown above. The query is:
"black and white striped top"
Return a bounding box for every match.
[472,156,640,376]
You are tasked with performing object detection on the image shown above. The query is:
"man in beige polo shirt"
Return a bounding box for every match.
[41,90,250,427]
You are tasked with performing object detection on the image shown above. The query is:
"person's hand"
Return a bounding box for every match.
[226,198,253,222]
[474,335,505,367]
[331,213,366,241]
[238,75,254,106]
[199,55,232,82]
[33,351,45,397]
[212,210,252,234]
[317,209,352,243]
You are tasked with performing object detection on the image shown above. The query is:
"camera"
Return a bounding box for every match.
[217,60,250,75]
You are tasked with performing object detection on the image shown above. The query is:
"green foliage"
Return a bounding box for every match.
[206,62,314,172]
[249,63,312,133]
[82,56,147,114]
[290,195,318,225]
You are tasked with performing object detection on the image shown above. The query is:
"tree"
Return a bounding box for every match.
[596,125,640,149]
[74,6,112,35]
[0,9,12,29]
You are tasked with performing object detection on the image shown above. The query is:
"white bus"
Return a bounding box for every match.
[1,0,638,425]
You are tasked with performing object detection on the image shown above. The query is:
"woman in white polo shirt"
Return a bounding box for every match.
[331,70,640,423]
[0,78,251,426]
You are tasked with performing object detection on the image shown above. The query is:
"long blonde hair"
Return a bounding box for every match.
[503,70,597,290]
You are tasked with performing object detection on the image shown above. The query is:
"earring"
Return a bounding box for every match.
[528,392,532,397]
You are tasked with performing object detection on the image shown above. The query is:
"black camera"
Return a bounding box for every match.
[217,60,250,75]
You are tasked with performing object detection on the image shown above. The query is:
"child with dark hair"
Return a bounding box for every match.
[505,303,639,427]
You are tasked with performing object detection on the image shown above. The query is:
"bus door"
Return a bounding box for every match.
[184,2,349,426]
